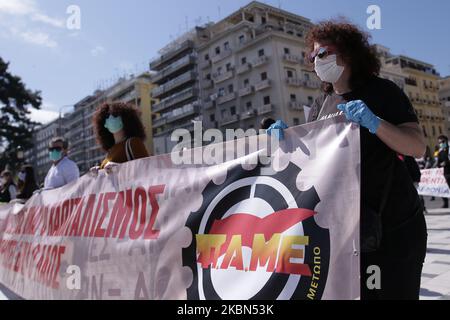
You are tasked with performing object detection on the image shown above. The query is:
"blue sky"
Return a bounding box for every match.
[1,0,449,123]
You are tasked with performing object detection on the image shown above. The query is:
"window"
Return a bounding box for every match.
[284,47,290,55]
[261,16,267,24]
[215,46,221,55]
[239,35,245,44]
[206,73,211,80]
[218,88,225,96]
[228,84,234,93]
[286,69,294,78]
[241,57,247,65]
[293,118,300,126]
[217,66,222,74]
[263,96,271,105]
[304,73,310,81]
[226,63,232,71]
[230,106,236,115]
[246,101,252,110]
[221,109,226,118]
[261,72,267,81]
[308,96,314,105]
[439,126,443,135]
[258,49,265,57]
[209,114,215,122]
[290,94,297,102]
[244,79,249,87]
[432,126,436,136]
[204,54,210,61]
[224,42,230,51]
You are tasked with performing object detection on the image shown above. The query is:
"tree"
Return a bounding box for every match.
[0,56,42,172]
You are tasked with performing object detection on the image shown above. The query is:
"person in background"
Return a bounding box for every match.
[437,135,450,208]
[0,170,17,203]
[92,102,149,172]
[43,137,80,190]
[16,165,38,201]
[260,117,276,130]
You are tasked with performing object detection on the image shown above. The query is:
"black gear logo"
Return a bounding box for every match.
[183,162,330,300]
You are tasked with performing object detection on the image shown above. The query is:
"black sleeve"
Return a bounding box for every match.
[381,80,418,125]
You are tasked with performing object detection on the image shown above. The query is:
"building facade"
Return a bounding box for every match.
[439,76,450,137]
[197,2,320,135]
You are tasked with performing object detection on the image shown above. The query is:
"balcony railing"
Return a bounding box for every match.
[289,101,306,111]
[199,59,211,70]
[150,55,195,83]
[220,114,240,126]
[152,116,167,128]
[283,54,304,65]
[236,63,251,75]
[217,92,237,105]
[201,79,214,89]
[254,79,271,91]
[257,104,273,115]
[286,78,303,87]
[252,55,269,68]
[151,71,196,98]
[150,40,194,70]
[238,86,253,97]
[213,70,234,84]
[241,110,256,120]
[305,80,321,89]
[204,100,214,110]
[211,49,232,64]
[152,87,198,113]
[166,102,200,124]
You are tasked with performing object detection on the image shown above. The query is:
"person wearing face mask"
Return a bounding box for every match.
[16,165,38,202]
[43,137,80,190]
[437,135,450,208]
[0,170,17,203]
[304,20,427,300]
[92,102,149,173]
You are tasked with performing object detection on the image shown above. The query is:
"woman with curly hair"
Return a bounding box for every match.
[305,20,427,300]
[93,102,149,170]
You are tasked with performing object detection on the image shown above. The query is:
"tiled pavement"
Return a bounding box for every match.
[1,196,450,300]
[420,197,450,300]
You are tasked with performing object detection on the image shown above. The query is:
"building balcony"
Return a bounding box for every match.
[152,116,167,129]
[150,40,194,71]
[199,59,211,70]
[150,55,196,83]
[217,92,237,105]
[213,70,234,84]
[289,101,306,111]
[257,104,273,115]
[252,55,269,68]
[283,54,304,65]
[204,100,214,110]
[152,87,198,113]
[219,114,240,126]
[201,79,214,89]
[211,49,232,64]
[254,79,271,91]
[304,80,321,89]
[238,86,254,97]
[236,63,251,75]
[166,102,200,124]
[151,71,196,98]
[241,110,257,120]
[286,78,303,87]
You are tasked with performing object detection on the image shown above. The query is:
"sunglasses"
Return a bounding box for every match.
[309,46,337,63]
[48,147,63,152]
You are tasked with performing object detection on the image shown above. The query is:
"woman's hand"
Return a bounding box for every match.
[89,166,101,177]
[266,120,289,141]
[104,162,120,175]
[337,100,381,134]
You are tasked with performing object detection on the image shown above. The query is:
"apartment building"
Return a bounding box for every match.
[150,28,210,155]
[439,76,450,135]
[197,2,321,133]
[382,54,443,152]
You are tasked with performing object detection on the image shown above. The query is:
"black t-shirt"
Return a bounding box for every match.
[309,76,424,253]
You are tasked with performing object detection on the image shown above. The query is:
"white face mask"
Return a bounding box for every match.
[314,54,345,84]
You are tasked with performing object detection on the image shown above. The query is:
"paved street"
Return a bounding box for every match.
[420,196,450,300]
[1,196,450,300]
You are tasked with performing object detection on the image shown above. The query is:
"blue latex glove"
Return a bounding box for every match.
[337,100,381,134]
[267,120,289,141]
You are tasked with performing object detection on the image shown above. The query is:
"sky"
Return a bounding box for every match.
[1,0,450,124]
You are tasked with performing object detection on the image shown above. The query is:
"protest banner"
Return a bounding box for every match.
[417,168,450,198]
[0,116,360,300]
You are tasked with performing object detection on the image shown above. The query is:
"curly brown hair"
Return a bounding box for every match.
[93,102,146,151]
[306,19,381,93]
